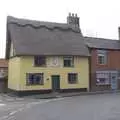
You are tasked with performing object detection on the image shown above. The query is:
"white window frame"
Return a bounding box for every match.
[97,50,107,65]
[34,56,46,67]
[63,56,74,67]
[96,72,110,85]
[68,73,78,84]
[26,73,44,85]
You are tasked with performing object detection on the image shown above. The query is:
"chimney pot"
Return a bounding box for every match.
[72,13,74,17]
[69,12,71,16]
[67,12,80,27]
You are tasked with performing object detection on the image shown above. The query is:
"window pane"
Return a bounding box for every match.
[64,60,71,67]
[35,75,40,84]
[64,56,73,67]
[26,73,44,85]
[68,73,78,84]
[97,51,107,64]
[98,56,105,64]
[96,72,110,85]
[34,56,46,66]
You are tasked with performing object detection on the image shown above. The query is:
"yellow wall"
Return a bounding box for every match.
[8,57,21,90]
[8,56,89,91]
[10,42,15,57]
[10,42,13,57]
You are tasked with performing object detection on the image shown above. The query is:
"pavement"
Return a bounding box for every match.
[0,93,29,103]
[0,90,119,101]
[2,92,120,120]
[21,90,120,99]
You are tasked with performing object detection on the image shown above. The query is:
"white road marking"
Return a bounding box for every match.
[18,108,24,112]
[1,115,8,119]
[0,97,65,120]
[6,99,14,101]
[56,95,62,98]
[43,97,64,103]
[9,111,17,115]
[25,98,65,107]
[15,98,24,100]
[0,104,5,106]
[7,116,16,120]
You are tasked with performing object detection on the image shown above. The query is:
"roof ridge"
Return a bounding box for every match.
[7,16,67,25]
[8,22,80,33]
[7,16,80,33]
[84,36,118,41]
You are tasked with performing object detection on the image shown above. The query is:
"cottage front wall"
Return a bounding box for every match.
[8,56,89,91]
[8,57,21,90]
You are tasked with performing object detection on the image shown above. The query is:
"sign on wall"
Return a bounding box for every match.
[52,57,59,66]
[48,57,61,67]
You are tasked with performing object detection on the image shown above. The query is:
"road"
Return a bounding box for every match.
[0,93,120,120]
[0,97,47,120]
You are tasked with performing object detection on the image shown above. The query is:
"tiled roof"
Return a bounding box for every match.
[84,37,120,50]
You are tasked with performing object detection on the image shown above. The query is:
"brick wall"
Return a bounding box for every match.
[90,48,120,91]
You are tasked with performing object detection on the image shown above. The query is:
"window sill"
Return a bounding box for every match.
[26,84,44,86]
[96,84,110,86]
[68,82,78,84]
[34,65,46,67]
[64,66,74,68]
[97,64,107,66]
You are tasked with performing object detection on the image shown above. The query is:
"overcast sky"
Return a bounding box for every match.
[0,0,120,58]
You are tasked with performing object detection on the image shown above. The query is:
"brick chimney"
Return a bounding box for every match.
[67,13,79,27]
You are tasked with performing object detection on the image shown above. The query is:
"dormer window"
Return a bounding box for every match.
[34,56,46,67]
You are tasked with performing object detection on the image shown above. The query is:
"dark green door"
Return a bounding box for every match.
[51,75,60,91]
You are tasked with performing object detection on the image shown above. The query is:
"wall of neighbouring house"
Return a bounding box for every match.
[0,59,8,93]
[0,67,8,93]
[92,49,120,70]
[8,56,89,92]
[90,48,120,91]
[0,79,7,93]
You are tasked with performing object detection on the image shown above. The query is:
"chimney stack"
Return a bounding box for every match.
[67,13,79,27]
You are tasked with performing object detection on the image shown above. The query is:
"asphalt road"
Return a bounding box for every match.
[0,98,46,120]
[3,93,120,120]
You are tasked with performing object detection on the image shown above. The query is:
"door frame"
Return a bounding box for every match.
[111,75,118,90]
[51,75,60,92]
[110,72,118,90]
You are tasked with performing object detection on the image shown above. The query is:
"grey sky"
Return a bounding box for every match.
[0,0,120,58]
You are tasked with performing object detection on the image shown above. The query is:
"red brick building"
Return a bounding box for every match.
[0,59,8,92]
[85,37,120,91]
